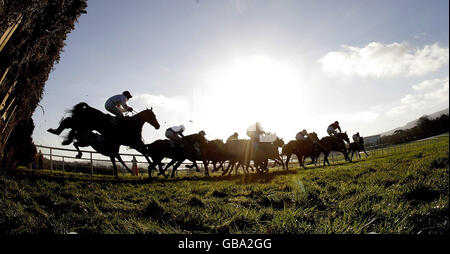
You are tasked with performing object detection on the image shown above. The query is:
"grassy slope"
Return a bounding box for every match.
[0,136,448,234]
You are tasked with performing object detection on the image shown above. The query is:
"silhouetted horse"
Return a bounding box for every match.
[222,138,284,175]
[69,130,132,176]
[282,132,322,169]
[255,137,285,172]
[145,133,208,178]
[204,139,230,172]
[317,136,351,166]
[48,102,160,178]
[347,140,369,160]
[222,139,252,175]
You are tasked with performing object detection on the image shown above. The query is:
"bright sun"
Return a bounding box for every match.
[195,54,311,140]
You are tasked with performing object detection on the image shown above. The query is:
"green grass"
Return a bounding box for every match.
[0,136,448,234]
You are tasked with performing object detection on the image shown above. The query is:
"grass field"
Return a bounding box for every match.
[0,135,448,234]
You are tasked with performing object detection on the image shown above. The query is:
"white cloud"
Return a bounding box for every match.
[132,93,192,127]
[412,77,448,91]
[387,76,449,116]
[134,93,188,111]
[414,32,427,40]
[319,42,449,77]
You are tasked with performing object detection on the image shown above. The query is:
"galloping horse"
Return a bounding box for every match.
[222,137,284,175]
[146,133,209,178]
[282,132,323,170]
[48,102,160,178]
[347,137,369,160]
[204,139,229,172]
[255,137,285,172]
[317,135,352,166]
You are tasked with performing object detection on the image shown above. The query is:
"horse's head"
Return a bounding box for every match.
[339,132,350,144]
[211,139,225,146]
[308,132,320,142]
[140,107,160,129]
[273,137,284,147]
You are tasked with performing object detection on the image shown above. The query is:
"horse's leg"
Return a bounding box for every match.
[203,160,209,176]
[109,156,118,177]
[323,152,330,166]
[231,162,238,175]
[222,160,233,176]
[191,160,201,173]
[278,155,286,170]
[218,161,225,171]
[285,154,291,170]
[47,117,73,135]
[116,155,133,174]
[363,148,369,157]
[171,160,184,178]
[162,159,177,173]
[301,154,307,169]
[62,129,77,146]
[132,143,155,178]
[73,142,83,159]
[344,149,352,162]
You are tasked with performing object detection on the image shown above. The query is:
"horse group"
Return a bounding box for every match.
[48,103,368,179]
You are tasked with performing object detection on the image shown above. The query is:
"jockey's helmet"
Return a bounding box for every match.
[335,121,339,125]
[180,125,185,132]
[122,91,132,99]
[199,130,206,136]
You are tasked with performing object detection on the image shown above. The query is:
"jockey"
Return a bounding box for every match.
[247,122,265,143]
[105,91,133,117]
[327,121,342,136]
[165,125,185,141]
[295,129,309,142]
[226,132,239,143]
[352,132,360,143]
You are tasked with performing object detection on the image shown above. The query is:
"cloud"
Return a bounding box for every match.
[412,77,448,91]
[387,76,449,116]
[133,93,188,111]
[414,32,427,40]
[319,42,449,77]
[132,93,192,127]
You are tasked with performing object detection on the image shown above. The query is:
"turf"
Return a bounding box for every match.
[0,136,448,234]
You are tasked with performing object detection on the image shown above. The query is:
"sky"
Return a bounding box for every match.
[32,0,449,154]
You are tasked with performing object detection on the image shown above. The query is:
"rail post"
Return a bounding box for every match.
[62,156,65,172]
[50,147,53,170]
[90,152,93,176]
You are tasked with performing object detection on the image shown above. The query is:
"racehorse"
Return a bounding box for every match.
[69,129,132,176]
[145,133,209,178]
[255,137,285,172]
[47,102,160,178]
[282,132,322,169]
[347,140,369,160]
[222,137,284,175]
[204,139,229,173]
[317,136,352,166]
